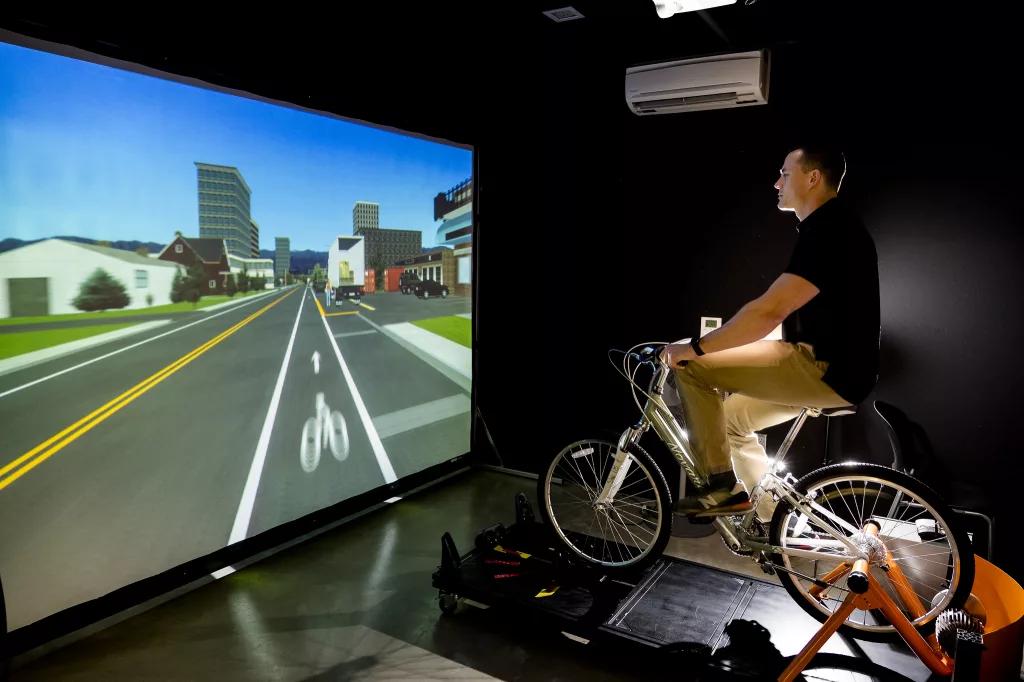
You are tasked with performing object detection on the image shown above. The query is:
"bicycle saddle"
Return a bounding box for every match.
[820,406,857,417]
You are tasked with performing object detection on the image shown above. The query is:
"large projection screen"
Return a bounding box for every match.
[0,34,474,632]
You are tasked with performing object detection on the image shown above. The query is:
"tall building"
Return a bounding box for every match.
[249,218,260,258]
[352,201,420,271]
[275,237,291,278]
[360,228,422,269]
[353,202,379,234]
[196,162,252,259]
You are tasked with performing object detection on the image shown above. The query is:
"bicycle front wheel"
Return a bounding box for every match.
[538,439,672,573]
[769,462,975,642]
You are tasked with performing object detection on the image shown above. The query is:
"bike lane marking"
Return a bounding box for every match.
[318,301,397,483]
[227,286,307,545]
[0,290,297,493]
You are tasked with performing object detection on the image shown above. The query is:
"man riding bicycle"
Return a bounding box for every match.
[660,144,881,517]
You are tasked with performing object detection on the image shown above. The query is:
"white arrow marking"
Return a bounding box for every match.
[311,350,320,375]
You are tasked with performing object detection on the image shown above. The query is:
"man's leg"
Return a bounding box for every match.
[725,393,804,520]
[672,340,852,511]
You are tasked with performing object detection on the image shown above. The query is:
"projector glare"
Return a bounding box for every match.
[653,0,737,18]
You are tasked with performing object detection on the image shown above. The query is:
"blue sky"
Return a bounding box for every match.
[0,41,472,252]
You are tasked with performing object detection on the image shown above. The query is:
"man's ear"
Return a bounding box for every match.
[807,168,821,189]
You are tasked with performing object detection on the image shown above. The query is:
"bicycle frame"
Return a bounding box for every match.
[594,360,867,562]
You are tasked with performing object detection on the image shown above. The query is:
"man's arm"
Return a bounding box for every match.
[697,274,820,354]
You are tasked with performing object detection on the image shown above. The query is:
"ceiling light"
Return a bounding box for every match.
[653,0,736,18]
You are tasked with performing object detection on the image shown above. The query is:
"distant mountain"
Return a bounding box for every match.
[258,248,327,274]
[0,236,166,255]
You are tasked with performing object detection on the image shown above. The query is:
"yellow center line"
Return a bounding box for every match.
[314,293,326,316]
[0,289,297,492]
[358,303,375,311]
[324,310,360,317]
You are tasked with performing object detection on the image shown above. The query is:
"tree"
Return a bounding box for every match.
[136,246,149,257]
[180,259,209,308]
[311,263,326,287]
[226,273,238,297]
[146,292,154,306]
[96,240,112,247]
[170,270,187,303]
[237,269,250,294]
[72,268,130,312]
[251,276,265,291]
[368,250,388,292]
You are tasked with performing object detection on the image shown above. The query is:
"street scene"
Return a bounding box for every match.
[0,38,473,631]
[0,284,471,631]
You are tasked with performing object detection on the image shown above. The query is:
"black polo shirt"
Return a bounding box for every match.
[782,198,880,405]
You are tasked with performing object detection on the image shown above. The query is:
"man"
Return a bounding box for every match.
[660,144,880,518]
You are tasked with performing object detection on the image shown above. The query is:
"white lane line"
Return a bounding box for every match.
[320,313,397,483]
[372,395,471,439]
[334,329,378,339]
[228,289,306,545]
[0,289,292,401]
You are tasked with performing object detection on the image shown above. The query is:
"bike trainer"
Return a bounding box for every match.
[432,493,994,681]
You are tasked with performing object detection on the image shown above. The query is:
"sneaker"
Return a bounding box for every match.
[673,471,752,518]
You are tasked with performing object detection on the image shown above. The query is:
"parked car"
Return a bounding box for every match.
[399,272,420,295]
[414,279,449,299]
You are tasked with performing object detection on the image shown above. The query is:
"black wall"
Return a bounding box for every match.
[476,7,1021,573]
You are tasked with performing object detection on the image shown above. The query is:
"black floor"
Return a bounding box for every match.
[8,470,935,681]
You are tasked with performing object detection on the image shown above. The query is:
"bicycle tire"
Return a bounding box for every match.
[537,439,673,574]
[769,462,975,643]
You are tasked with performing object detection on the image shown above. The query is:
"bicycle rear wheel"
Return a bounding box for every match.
[769,462,975,642]
[538,439,672,573]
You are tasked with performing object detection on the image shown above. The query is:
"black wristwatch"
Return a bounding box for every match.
[690,337,706,356]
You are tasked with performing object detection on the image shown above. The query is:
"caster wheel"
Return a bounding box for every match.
[438,591,459,615]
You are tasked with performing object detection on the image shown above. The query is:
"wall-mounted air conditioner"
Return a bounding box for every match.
[625,49,770,116]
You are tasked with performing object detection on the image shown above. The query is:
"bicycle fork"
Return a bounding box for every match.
[593,426,643,510]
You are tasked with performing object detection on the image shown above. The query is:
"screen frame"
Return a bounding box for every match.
[0,26,480,656]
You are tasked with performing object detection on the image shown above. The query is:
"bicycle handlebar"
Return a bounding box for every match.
[631,344,688,369]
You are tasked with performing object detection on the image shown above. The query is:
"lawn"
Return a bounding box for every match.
[0,290,265,327]
[0,323,139,360]
[411,316,471,348]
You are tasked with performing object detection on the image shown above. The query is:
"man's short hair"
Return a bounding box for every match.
[790,144,846,191]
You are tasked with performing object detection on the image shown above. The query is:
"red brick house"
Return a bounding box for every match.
[157,235,231,294]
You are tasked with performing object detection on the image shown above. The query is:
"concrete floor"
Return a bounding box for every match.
[6,469,895,681]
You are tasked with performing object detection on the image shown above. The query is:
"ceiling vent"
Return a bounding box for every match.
[543,6,585,22]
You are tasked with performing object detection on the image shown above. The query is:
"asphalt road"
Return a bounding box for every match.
[0,285,471,631]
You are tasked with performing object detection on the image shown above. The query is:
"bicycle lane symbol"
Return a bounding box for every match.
[300,350,351,472]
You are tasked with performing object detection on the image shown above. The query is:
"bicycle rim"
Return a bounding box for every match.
[773,470,967,637]
[543,439,664,568]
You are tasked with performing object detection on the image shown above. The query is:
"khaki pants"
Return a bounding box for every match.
[672,340,853,506]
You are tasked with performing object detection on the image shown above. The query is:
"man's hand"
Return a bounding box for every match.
[660,341,697,368]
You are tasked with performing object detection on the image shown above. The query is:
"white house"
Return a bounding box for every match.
[226,255,275,288]
[0,239,185,318]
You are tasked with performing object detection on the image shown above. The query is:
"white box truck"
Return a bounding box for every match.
[327,235,366,303]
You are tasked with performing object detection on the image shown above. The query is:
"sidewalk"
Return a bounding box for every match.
[0,320,172,378]
[383,322,471,378]
[200,288,279,313]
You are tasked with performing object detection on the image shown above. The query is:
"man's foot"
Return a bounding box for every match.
[673,471,752,518]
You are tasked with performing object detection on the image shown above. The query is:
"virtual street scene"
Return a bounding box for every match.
[0,39,473,632]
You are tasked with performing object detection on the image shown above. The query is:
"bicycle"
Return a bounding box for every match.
[300,392,350,473]
[537,342,975,642]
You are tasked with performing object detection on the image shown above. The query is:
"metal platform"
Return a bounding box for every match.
[432,497,939,681]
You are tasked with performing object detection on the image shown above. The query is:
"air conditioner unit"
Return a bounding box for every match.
[625,49,770,116]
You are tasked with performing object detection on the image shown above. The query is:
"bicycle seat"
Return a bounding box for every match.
[820,406,857,417]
